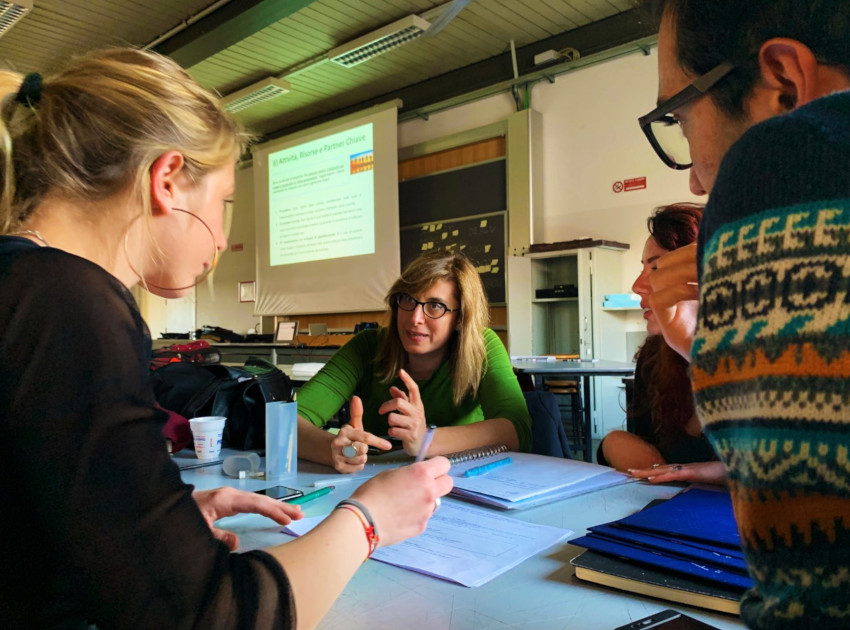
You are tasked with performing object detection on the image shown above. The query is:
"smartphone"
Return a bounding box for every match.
[367,436,405,455]
[254,486,303,501]
[615,609,720,630]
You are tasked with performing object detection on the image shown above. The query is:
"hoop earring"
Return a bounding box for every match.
[125,207,219,292]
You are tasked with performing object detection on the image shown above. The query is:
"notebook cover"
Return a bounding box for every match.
[571,550,744,615]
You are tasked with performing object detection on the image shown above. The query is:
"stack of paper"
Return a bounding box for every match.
[448,452,630,509]
[569,488,752,614]
[283,500,572,587]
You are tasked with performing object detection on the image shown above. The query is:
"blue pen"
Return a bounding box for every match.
[463,456,512,477]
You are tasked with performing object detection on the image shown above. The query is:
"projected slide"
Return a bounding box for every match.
[268,122,375,266]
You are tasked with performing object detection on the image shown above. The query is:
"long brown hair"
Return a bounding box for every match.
[630,202,703,448]
[375,249,489,405]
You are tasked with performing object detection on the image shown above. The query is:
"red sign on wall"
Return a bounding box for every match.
[624,176,647,191]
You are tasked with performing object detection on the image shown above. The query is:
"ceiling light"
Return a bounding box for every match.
[329,15,431,68]
[221,77,291,113]
[0,0,32,38]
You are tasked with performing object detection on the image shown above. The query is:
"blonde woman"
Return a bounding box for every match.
[0,49,451,629]
[298,250,531,473]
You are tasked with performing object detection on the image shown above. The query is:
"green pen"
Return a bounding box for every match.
[287,486,333,505]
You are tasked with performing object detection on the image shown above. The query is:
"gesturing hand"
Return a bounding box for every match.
[379,369,429,456]
[332,395,392,473]
[649,243,700,362]
[192,486,303,550]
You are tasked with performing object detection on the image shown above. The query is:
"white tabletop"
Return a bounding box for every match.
[512,359,636,376]
[180,457,745,630]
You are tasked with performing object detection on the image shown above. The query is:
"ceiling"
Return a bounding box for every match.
[0,0,657,141]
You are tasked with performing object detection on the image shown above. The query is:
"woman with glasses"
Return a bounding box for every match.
[596,204,726,486]
[297,249,531,473]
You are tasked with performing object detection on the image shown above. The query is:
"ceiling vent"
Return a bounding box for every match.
[0,0,32,38]
[329,15,431,68]
[221,77,291,113]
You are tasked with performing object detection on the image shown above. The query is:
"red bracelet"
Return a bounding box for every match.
[336,500,379,559]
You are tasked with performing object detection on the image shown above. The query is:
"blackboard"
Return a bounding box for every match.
[398,159,507,226]
[400,213,506,304]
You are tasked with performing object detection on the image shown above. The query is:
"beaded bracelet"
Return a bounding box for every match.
[336,499,379,559]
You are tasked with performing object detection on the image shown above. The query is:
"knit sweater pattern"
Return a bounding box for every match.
[693,91,850,629]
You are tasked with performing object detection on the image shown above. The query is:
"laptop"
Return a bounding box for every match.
[275,320,298,346]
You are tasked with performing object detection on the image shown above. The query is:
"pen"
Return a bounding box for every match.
[463,456,512,477]
[287,486,333,504]
[415,425,437,462]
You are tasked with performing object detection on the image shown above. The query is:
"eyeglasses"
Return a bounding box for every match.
[638,61,735,169]
[395,293,459,320]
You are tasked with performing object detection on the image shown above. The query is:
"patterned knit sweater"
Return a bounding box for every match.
[693,91,850,629]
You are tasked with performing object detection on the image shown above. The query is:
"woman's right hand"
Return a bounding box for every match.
[349,456,453,548]
[331,396,392,473]
[649,242,700,362]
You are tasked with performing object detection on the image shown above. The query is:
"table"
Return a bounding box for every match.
[512,359,636,462]
[181,458,744,630]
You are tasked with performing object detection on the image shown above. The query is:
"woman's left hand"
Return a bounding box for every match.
[192,486,303,550]
[627,461,728,486]
[379,369,428,455]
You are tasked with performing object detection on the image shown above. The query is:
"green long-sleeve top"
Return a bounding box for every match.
[297,327,532,452]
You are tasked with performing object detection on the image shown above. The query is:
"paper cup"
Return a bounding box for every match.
[189,416,226,460]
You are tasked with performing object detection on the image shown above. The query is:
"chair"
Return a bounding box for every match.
[524,390,573,459]
[542,377,585,459]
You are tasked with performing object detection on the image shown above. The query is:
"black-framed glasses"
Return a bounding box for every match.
[638,61,735,169]
[395,293,459,319]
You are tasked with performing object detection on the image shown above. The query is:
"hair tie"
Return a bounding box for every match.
[15,72,42,107]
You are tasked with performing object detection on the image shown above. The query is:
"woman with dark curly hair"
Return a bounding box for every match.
[598,203,725,485]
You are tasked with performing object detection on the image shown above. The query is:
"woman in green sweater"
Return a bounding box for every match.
[297,250,531,472]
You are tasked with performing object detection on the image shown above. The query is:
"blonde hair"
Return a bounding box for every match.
[0,48,250,234]
[375,249,490,405]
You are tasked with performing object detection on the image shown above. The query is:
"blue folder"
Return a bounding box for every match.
[587,524,748,572]
[569,533,754,590]
[613,488,741,549]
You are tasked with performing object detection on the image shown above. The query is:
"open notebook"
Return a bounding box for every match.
[448,449,630,510]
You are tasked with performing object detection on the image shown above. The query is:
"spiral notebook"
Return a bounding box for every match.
[445,443,508,464]
[310,444,509,488]
[448,451,630,510]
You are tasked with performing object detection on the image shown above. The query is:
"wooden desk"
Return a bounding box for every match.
[512,360,636,462]
[180,459,744,630]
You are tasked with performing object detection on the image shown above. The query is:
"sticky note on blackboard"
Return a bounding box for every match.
[491,259,498,266]
[442,233,448,240]
[480,220,488,228]
[491,267,499,274]
[452,230,459,237]
[484,244,491,253]
[429,225,435,232]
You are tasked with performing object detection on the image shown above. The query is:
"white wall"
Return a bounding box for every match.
[398,46,703,334]
[195,165,263,336]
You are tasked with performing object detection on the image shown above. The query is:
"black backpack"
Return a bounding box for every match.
[151,358,292,450]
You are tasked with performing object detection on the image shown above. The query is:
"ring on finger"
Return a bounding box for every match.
[673,464,683,471]
[342,443,358,458]
[651,463,661,469]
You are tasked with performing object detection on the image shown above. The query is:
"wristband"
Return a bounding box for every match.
[336,499,379,559]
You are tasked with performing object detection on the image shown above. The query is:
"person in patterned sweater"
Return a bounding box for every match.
[639,1,850,628]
